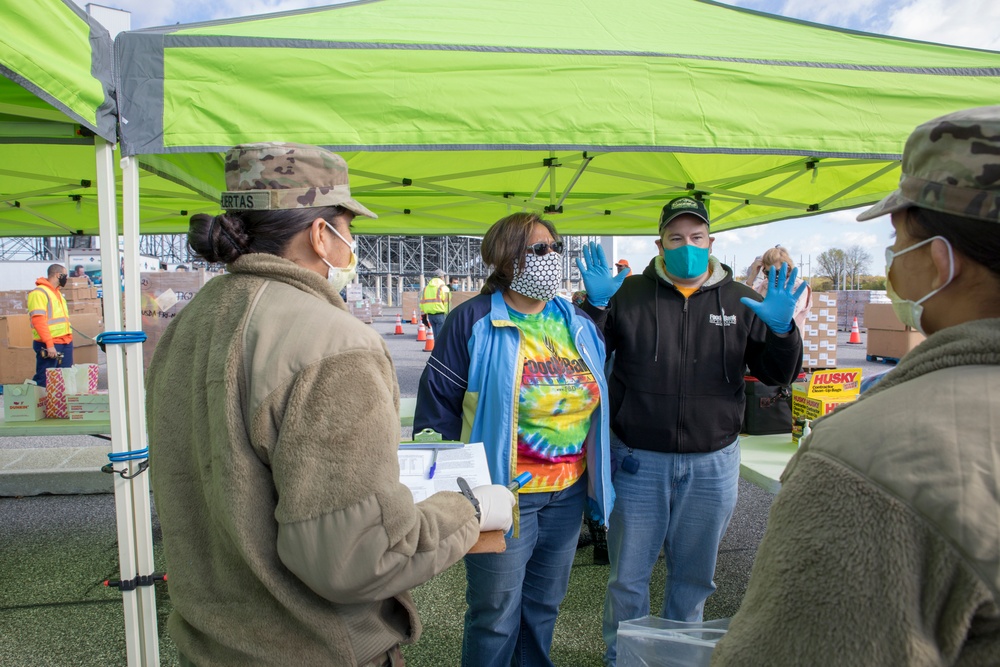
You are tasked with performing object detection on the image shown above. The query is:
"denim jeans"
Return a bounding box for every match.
[602,433,740,666]
[32,340,73,387]
[427,313,446,338]
[462,476,587,667]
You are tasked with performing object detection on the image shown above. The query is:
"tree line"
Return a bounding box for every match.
[815,246,882,290]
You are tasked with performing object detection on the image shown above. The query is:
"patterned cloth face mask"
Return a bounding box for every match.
[509,251,563,302]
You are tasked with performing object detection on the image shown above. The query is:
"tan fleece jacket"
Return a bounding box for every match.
[712,318,1000,666]
[146,254,479,666]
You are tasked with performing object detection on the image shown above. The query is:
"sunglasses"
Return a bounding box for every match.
[525,241,564,256]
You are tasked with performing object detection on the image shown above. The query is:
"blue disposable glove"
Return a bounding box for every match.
[739,263,807,334]
[575,242,629,307]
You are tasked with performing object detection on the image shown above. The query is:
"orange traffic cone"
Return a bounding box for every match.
[416,323,427,342]
[423,327,435,352]
[393,314,404,335]
[847,317,862,344]
[411,310,419,325]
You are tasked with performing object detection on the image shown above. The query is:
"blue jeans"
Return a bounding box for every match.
[427,312,446,338]
[32,340,73,387]
[602,433,740,666]
[462,476,587,667]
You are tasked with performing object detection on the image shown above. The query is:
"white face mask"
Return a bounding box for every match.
[321,222,358,292]
[509,251,563,302]
[884,235,954,336]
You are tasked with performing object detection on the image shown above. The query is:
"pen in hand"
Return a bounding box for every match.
[427,450,438,479]
[508,472,532,492]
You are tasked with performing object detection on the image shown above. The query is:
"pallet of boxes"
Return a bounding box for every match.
[864,302,924,363]
[140,269,214,370]
[62,276,103,319]
[800,292,838,370]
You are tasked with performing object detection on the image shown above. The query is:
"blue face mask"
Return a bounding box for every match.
[662,244,709,279]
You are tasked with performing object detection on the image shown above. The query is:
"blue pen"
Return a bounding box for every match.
[428,450,438,479]
[508,472,532,492]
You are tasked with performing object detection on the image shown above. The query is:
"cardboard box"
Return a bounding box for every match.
[0,291,28,315]
[866,328,925,360]
[449,291,479,310]
[140,270,212,369]
[66,392,111,420]
[864,303,907,331]
[791,368,862,443]
[2,381,46,421]
[814,292,837,308]
[401,291,420,319]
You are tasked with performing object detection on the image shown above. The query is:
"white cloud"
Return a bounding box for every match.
[887,0,1000,50]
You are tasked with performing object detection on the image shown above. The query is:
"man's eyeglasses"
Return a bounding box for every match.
[526,241,564,256]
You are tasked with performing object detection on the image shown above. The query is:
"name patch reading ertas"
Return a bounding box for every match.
[221,190,273,210]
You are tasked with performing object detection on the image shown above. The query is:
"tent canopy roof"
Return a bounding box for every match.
[52,0,1000,234]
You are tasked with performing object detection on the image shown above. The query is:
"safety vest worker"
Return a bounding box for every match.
[28,263,74,387]
[420,274,450,315]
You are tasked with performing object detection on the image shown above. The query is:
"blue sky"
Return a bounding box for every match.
[76,0,999,277]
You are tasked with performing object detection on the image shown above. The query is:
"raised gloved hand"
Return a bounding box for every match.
[739,263,807,334]
[471,484,516,532]
[575,242,630,307]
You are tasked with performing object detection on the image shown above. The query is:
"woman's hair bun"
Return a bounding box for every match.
[188,213,248,263]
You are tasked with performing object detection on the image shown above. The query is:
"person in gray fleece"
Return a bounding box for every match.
[146,142,514,667]
[713,106,1000,665]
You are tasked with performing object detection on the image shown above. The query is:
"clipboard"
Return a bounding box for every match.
[399,429,506,554]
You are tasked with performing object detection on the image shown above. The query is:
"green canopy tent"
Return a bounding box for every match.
[0,3,164,665]
[0,1,219,239]
[115,0,1000,236]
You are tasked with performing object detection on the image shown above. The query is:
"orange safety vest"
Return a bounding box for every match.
[420,279,449,314]
[28,283,72,339]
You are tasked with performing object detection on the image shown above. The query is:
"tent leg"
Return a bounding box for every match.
[120,154,161,666]
[95,141,149,666]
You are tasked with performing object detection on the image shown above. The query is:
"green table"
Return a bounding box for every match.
[738,433,798,494]
[0,417,112,437]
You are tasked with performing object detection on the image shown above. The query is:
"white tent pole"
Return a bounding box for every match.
[120,154,161,666]
[94,140,143,667]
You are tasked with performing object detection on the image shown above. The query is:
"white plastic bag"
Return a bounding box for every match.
[617,616,730,667]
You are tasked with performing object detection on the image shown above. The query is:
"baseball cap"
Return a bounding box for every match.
[221,142,377,219]
[433,269,446,278]
[659,196,710,233]
[615,258,630,268]
[857,105,1000,223]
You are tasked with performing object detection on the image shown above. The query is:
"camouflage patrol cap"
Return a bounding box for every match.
[857,105,1000,223]
[221,142,376,219]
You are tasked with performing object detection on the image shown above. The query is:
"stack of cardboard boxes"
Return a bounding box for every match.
[62,277,103,316]
[140,270,213,370]
[801,292,838,369]
[864,302,925,361]
[0,291,27,315]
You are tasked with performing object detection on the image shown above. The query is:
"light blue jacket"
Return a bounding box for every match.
[414,290,614,526]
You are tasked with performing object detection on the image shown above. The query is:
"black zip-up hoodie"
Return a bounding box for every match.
[582,255,802,454]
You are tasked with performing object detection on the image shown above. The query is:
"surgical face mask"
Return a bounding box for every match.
[662,244,709,280]
[509,251,562,302]
[57,274,68,288]
[884,235,954,335]
[321,222,358,292]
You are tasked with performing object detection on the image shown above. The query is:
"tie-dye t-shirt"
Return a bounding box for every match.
[508,301,599,493]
